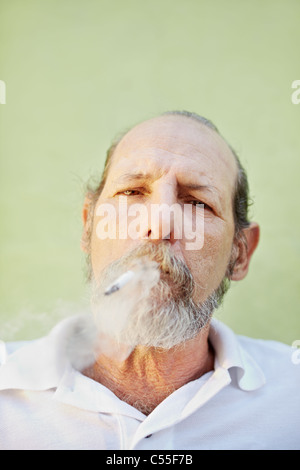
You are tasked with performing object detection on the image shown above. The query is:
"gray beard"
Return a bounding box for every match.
[90,242,231,352]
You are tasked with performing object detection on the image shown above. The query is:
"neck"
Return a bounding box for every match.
[84,326,214,415]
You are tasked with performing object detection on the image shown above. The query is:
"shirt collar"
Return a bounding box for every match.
[0,315,265,393]
[0,317,72,391]
[209,319,266,391]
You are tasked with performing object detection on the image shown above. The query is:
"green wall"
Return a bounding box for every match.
[0,0,299,344]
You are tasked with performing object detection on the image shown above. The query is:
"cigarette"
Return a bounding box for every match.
[104,270,135,296]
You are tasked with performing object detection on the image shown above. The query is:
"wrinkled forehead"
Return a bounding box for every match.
[109,115,238,189]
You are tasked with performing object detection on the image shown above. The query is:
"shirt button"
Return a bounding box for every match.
[145,434,152,438]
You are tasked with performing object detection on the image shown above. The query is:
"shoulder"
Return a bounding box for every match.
[0,339,34,365]
[237,334,300,382]
[237,333,295,361]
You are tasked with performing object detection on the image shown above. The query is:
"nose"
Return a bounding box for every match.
[142,181,179,244]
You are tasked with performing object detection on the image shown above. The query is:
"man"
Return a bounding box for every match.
[0,111,299,450]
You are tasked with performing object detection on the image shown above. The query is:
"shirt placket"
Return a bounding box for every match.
[128,367,232,449]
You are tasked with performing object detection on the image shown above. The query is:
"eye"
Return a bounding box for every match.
[118,189,142,196]
[190,200,213,212]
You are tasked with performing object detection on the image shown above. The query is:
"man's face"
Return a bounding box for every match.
[89,115,238,305]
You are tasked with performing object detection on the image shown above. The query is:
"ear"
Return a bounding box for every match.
[80,194,94,253]
[230,222,260,281]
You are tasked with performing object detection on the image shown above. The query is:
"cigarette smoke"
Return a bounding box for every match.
[2,243,230,371]
[87,242,226,363]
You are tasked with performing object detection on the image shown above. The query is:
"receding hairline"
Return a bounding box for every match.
[107,111,239,176]
[102,111,243,194]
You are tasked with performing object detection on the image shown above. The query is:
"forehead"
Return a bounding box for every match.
[107,115,238,192]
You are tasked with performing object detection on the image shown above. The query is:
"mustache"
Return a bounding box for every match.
[87,241,230,357]
[96,241,195,300]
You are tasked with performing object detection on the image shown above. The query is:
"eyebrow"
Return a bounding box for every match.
[111,172,223,210]
[113,173,218,195]
[113,172,214,186]
[112,172,152,185]
[182,182,217,193]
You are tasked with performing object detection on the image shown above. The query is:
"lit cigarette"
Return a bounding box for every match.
[104,270,135,296]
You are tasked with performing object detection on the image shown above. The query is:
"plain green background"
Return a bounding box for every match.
[0,0,299,343]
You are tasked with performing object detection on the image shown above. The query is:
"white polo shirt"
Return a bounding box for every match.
[0,315,299,450]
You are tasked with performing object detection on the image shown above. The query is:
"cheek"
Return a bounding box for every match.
[89,197,150,276]
[186,221,234,295]
[90,219,138,279]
